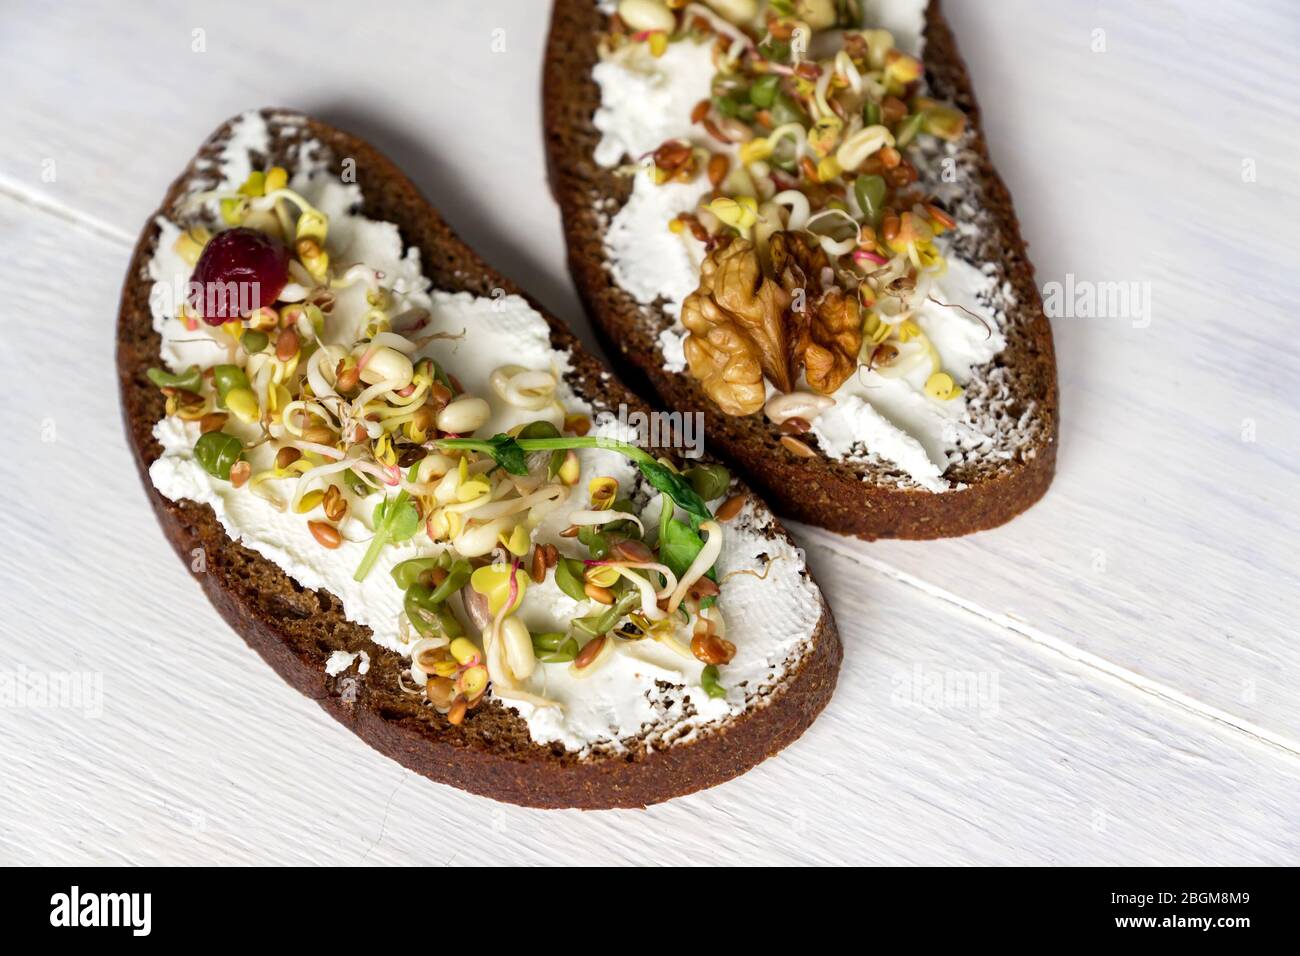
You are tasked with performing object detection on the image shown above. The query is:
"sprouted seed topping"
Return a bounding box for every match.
[600,0,977,423]
[150,164,739,720]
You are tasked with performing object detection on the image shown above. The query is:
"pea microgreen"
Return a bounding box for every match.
[553,557,589,603]
[147,365,203,392]
[700,664,727,700]
[438,434,713,529]
[656,493,718,594]
[571,587,641,640]
[354,489,421,581]
[193,430,243,480]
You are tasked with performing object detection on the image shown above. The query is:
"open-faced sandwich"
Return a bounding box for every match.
[545,0,1059,538]
[118,110,840,809]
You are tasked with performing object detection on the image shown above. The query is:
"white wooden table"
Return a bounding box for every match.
[2,0,1297,865]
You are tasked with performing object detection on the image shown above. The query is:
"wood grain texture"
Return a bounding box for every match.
[834,0,1300,742]
[1,0,1298,864]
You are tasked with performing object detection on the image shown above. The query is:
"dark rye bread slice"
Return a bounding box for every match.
[543,0,1058,539]
[117,110,840,810]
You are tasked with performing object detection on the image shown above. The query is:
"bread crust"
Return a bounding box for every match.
[117,110,841,810]
[543,0,1059,539]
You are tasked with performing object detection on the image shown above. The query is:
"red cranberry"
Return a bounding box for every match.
[189,228,290,325]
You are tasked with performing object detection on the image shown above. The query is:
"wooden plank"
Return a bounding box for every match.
[5,208,1294,858]
[846,0,1300,739]
[2,0,1299,863]
[2,0,1296,740]
[1,198,1296,864]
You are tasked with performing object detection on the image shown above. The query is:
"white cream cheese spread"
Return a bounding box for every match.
[146,111,821,754]
[326,649,370,676]
[591,1,1007,491]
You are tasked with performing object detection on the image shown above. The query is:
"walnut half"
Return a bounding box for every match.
[681,291,766,416]
[681,233,861,414]
[771,231,862,396]
[799,285,861,394]
[681,240,790,416]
